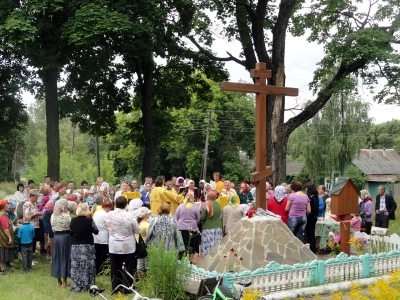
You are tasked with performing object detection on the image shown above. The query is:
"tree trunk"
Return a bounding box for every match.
[138,60,156,183]
[41,68,60,181]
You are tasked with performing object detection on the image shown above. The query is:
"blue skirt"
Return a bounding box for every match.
[51,233,71,278]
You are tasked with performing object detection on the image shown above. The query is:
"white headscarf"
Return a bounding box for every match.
[274,185,286,203]
[128,198,143,212]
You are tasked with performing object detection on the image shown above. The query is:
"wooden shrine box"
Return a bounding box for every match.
[330,178,359,220]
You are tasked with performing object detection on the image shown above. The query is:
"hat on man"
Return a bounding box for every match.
[29,189,39,196]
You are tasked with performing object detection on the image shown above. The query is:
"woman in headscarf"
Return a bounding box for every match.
[128,198,143,215]
[67,201,78,219]
[237,182,253,204]
[43,199,55,259]
[90,193,104,217]
[222,195,244,235]
[50,199,72,287]
[175,191,201,261]
[267,185,289,224]
[219,181,237,197]
[136,207,151,274]
[200,191,222,256]
[0,200,14,275]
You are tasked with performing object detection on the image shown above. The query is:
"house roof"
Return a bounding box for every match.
[286,162,304,175]
[352,149,400,175]
[330,177,357,195]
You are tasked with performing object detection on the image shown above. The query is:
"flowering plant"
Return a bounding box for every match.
[349,236,368,255]
[223,248,243,272]
[327,232,341,255]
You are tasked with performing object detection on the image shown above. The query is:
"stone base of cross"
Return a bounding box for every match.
[221,63,298,209]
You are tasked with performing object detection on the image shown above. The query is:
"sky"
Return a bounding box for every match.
[21,8,400,125]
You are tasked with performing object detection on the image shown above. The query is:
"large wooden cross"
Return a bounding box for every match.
[221,63,299,209]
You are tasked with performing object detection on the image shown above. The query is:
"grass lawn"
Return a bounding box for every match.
[1,255,118,300]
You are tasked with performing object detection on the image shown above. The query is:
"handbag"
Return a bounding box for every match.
[135,234,147,258]
[177,231,186,252]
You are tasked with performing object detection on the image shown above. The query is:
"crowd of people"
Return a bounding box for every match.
[0,172,397,294]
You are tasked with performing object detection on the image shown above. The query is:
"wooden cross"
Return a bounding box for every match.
[221,63,299,209]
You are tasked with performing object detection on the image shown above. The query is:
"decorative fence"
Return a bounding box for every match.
[189,233,400,296]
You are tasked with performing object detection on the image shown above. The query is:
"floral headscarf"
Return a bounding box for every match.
[53,199,68,216]
[228,195,238,208]
[44,200,55,212]
[39,195,50,211]
[274,185,286,203]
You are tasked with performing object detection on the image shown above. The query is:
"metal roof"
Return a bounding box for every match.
[330,177,358,195]
[352,149,400,175]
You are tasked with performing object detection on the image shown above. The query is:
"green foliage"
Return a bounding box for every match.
[345,165,367,190]
[107,77,255,182]
[367,120,400,152]
[288,93,371,181]
[291,0,400,103]
[137,240,192,300]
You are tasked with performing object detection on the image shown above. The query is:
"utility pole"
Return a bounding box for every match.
[71,125,75,156]
[202,110,212,180]
[95,136,100,177]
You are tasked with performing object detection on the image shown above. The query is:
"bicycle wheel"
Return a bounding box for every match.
[214,285,234,299]
[198,296,213,300]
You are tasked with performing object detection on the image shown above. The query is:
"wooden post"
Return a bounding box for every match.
[254,63,267,209]
[220,63,298,209]
[340,220,351,255]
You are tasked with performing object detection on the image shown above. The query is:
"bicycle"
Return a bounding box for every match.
[89,262,159,300]
[198,270,252,300]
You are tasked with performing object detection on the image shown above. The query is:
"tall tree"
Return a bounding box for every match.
[61,0,227,181]
[288,93,371,181]
[0,0,79,181]
[188,0,400,185]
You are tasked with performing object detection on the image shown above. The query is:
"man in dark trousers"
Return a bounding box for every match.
[375,186,397,229]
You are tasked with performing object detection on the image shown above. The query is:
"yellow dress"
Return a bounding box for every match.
[215,180,225,193]
[150,186,184,216]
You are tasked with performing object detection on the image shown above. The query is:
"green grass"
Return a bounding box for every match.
[0,181,17,198]
[2,255,118,300]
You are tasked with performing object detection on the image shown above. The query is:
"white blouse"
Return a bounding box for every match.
[106,208,140,254]
[93,209,109,245]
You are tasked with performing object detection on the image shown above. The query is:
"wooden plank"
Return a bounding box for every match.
[250,166,273,183]
[221,82,299,97]
[250,69,272,79]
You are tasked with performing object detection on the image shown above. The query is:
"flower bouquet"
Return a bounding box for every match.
[327,232,341,255]
[349,236,369,255]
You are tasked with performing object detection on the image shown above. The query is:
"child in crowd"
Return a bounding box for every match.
[17,215,35,273]
[350,213,361,232]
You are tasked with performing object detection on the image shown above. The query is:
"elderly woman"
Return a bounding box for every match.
[220,181,237,197]
[285,181,311,243]
[128,198,143,215]
[237,182,253,204]
[267,185,289,224]
[222,195,244,235]
[201,191,223,256]
[93,199,112,275]
[175,193,201,261]
[360,189,373,234]
[90,193,103,217]
[70,203,99,293]
[136,207,151,273]
[146,202,180,251]
[5,200,19,267]
[106,196,140,291]
[51,199,71,287]
[67,201,78,219]
[43,200,55,259]
[0,200,14,275]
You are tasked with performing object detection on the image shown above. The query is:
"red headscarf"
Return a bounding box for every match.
[239,181,249,194]
[56,184,65,192]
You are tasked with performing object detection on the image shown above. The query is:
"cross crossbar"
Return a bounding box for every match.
[221,82,298,96]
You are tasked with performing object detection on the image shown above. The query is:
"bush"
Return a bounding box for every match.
[0,182,18,198]
[137,239,192,300]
